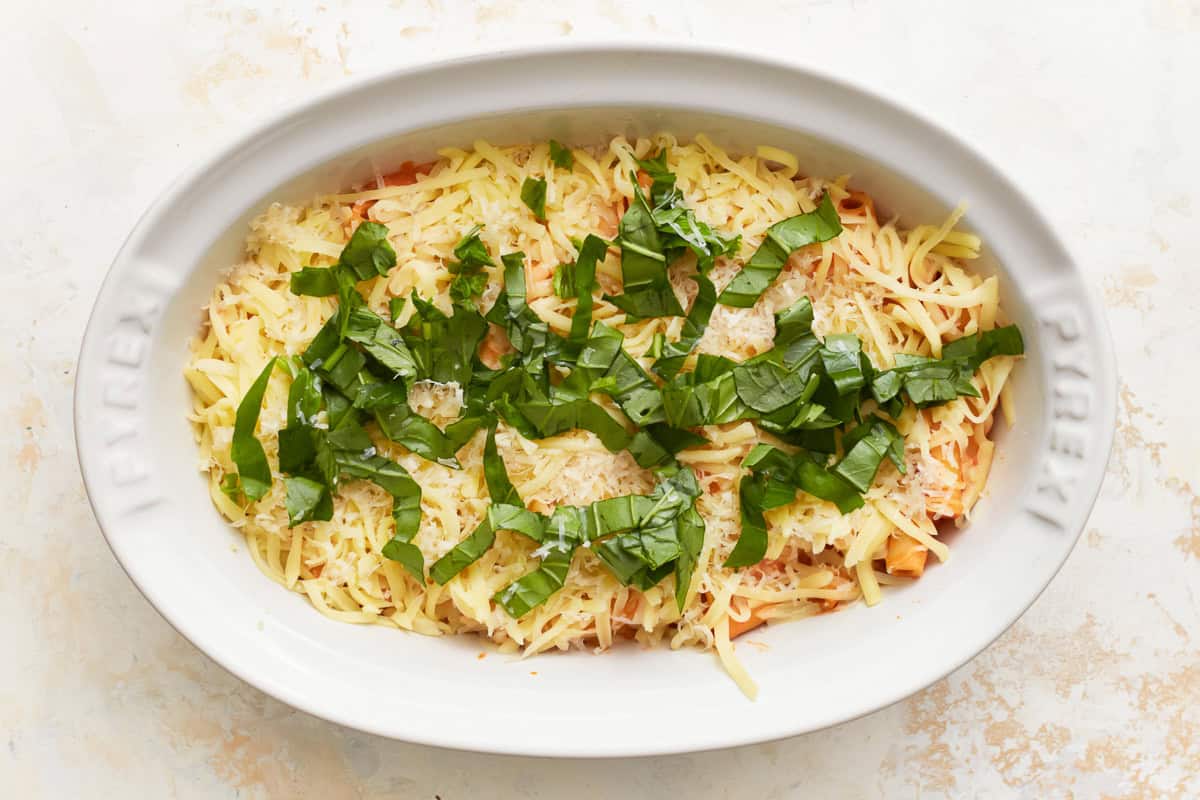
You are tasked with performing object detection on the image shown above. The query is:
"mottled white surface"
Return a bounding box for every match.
[2,1,1196,797]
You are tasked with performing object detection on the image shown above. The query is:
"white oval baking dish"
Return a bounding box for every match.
[74,44,1116,757]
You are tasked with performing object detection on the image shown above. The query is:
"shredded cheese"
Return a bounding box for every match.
[185,135,1020,699]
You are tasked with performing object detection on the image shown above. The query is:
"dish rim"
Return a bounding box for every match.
[74,41,1117,757]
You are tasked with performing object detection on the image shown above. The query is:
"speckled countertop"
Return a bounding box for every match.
[3,1,1196,797]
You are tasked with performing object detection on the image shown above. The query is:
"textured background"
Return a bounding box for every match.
[3,1,1196,797]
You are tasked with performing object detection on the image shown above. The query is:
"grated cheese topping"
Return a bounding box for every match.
[185,134,1019,698]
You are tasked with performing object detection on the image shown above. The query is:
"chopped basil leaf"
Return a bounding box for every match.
[345,306,418,380]
[284,475,330,525]
[549,139,574,170]
[725,475,771,568]
[605,183,684,319]
[374,405,470,467]
[833,417,905,492]
[566,235,607,349]
[943,324,1025,368]
[552,262,575,298]
[389,296,406,323]
[333,266,363,340]
[230,358,278,501]
[336,450,424,579]
[289,266,339,296]
[733,353,820,414]
[662,359,747,428]
[718,194,842,307]
[494,539,574,617]
[521,177,548,220]
[652,205,740,273]
[430,517,495,585]
[794,458,864,514]
[774,296,815,348]
[341,221,397,281]
[652,274,717,380]
[635,150,679,208]
[449,271,488,303]
[430,504,545,585]
[403,291,488,386]
[219,473,242,501]
[869,326,1022,408]
[673,506,705,610]
[819,334,868,396]
[484,424,520,505]
[451,224,494,272]
[628,424,708,469]
[727,443,865,567]
[581,322,666,426]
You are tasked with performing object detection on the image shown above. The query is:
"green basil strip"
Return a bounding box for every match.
[725,472,770,568]
[593,469,702,584]
[336,452,424,579]
[231,358,278,501]
[549,139,574,170]
[943,324,1025,368]
[628,424,708,469]
[494,505,585,617]
[374,407,461,467]
[341,221,397,280]
[389,296,406,324]
[487,252,557,366]
[521,177,547,220]
[450,272,488,303]
[494,541,574,617]
[733,355,820,414]
[605,183,684,320]
[484,424,521,505]
[872,354,975,407]
[718,194,842,307]
[582,323,666,426]
[404,292,489,386]
[430,504,545,585]
[629,150,739,271]
[277,365,324,475]
[871,326,1023,407]
[774,297,815,348]
[430,517,495,585]
[552,262,575,298]
[726,445,866,567]
[566,235,608,348]
[660,353,751,428]
[290,267,339,296]
[819,333,868,396]
[833,417,905,493]
[521,394,632,452]
[794,458,864,514]
[286,362,323,426]
[426,425,533,586]
[577,321,624,371]
[450,224,494,272]
[344,306,418,380]
[652,206,740,273]
[635,150,679,208]
[333,266,363,340]
[284,475,330,525]
[673,506,705,610]
[652,274,717,380]
[871,370,906,404]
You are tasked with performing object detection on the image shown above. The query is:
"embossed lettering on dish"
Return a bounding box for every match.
[100,268,169,515]
[1027,305,1092,528]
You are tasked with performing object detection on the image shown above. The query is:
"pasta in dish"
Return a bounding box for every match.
[185,134,1021,698]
